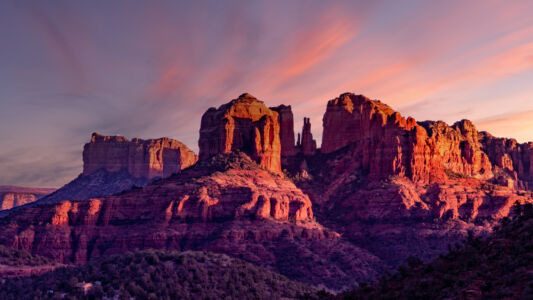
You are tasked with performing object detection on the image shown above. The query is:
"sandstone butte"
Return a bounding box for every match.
[199,93,283,174]
[83,132,198,179]
[30,133,199,206]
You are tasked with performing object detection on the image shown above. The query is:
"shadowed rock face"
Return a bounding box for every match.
[271,104,296,158]
[199,93,282,174]
[480,131,533,186]
[299,117,317,156]
[83,133,198,179]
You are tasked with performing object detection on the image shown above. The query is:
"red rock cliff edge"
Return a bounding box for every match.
[83,133,198,179]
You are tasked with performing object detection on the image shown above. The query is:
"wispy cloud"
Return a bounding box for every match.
[1,0,533,186]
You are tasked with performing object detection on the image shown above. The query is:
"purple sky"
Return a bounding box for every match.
[1,0,533,188]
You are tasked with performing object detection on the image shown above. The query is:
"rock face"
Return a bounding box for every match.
[29,134,198,206]
[0,153,384,290]
[298,142,533,269]
[480,132,533,188]
[271,105,296,157]
[0,187,55,211]
[199,93,282,174]
[298,117,317,156]
[294,92,533,269]
[83,133,198,179]
[321,93,496,183]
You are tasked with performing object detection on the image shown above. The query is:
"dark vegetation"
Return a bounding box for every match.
[0,245,56,266]
[0,250,314,300]
[316,203,533,299]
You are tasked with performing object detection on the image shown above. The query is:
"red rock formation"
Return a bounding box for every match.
[271,105,296,157]
[480,132,533,188]
[298,137,533,268]
[199,93,282,174]
[0,186,55,211]
[299,118,317,156]
[83,133,197,179]
[321,93,495,183]
[0,154,384,289]
[290,92,533,268]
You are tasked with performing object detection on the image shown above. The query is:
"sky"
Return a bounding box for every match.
[1,0,533,188]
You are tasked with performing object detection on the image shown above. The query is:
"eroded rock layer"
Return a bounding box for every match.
[83,133,198,179]
[320,93,528,184]
[0,187,55,211]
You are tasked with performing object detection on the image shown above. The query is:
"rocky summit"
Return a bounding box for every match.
[1,92,532,292]
[199,93,282,174]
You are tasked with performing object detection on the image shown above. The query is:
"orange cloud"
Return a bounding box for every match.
[475,110,533,142]
[371,38,533,107]
[260,5,360,93]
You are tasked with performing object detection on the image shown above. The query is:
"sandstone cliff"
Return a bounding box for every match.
[3,90,533,290]
[321,93,500,183]
[271,105,296,158]
[199,93,282,174]
[480,131,533,188]
[83,133,198,179]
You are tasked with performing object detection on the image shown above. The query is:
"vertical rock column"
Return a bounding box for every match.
[301,118,317,156]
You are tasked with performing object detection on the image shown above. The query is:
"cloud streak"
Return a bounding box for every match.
[1,0,533,187]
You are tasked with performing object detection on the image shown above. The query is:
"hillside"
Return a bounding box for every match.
[336,204,533,299]
[0,152,385,290]
[0,245,59,278]
[0,250,315,300]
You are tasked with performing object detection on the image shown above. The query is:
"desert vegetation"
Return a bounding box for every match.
[325,203,533,299]
[0,250,314,300]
